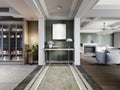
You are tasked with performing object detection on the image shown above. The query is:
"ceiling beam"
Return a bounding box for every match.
[109,22,120,27]
[85,9,120,17]
[75,0,99,18]
[38,0,49,18]
[80,29,102,33]
[24,0,44,19]
[69,0,78,18]
[81,17,99,28]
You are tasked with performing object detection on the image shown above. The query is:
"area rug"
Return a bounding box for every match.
[37,65,80,90]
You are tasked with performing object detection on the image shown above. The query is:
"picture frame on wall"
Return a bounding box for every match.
[52,24,66,40]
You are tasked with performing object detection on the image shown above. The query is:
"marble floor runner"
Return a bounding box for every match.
[37,65,80,90]
[26,64,94,90]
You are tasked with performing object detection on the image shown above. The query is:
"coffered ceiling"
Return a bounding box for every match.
[80,0,120,33]
[38,0,82,20]
[45,0,73,17]
[0,0,82,20]
[0,0,120,33]
[0,1,9,7]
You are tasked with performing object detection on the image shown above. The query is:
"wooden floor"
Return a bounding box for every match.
[81,59,120,90]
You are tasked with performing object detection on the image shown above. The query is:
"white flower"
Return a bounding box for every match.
[47,41,54,45]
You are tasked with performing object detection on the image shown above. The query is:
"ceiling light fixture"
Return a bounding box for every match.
[57,5,62,10]
[97,22,113,35]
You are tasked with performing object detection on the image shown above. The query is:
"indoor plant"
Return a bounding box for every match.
[24,44,37,64]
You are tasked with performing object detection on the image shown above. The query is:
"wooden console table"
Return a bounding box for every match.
[44,48,74,64]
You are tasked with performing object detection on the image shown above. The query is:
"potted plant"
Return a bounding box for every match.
[24,44,37,64]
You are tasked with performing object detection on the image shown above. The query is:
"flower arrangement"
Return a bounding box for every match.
[47,41,54,48]
[47,40,54,45]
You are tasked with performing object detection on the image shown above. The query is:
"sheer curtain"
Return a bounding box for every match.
[114,32,120,47]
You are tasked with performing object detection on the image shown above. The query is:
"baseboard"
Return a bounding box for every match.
[0,61,24,65]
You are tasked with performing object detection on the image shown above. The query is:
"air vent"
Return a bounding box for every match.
[0,8,9,12]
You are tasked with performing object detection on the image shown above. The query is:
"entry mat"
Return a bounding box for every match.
[14,65,103,90]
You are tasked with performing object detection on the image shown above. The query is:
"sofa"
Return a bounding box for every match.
[95,46,120,65]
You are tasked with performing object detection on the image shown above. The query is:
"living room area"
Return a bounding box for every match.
[79,1,120,89]
[80,18,120,64]
[1,0,120,90]
[80,17,120,90]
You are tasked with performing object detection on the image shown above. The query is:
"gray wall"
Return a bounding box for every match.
[80,33,113,46]
[45,20,74,48]
[45,20,74,60]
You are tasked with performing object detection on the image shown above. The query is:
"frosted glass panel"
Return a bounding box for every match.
[53,24,66,40]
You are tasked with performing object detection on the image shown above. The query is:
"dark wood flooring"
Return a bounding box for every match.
[81,59,120,90]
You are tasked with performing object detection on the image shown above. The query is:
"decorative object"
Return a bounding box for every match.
[66,38,73,48]
[97,22,113,35]
[47,41,54,48]
[53,24,66,40]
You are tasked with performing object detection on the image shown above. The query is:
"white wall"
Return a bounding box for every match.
[38,18,45,65]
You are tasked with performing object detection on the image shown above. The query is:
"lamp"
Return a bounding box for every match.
[97,22,113,35]
[66,38,73,48]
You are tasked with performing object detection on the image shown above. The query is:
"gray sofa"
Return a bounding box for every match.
[95,51,106,64]
[95,47,120,65]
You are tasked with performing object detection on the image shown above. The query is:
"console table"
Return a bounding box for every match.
[44,48,74,64]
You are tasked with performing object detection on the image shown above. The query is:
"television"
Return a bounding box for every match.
[52,24,66,40]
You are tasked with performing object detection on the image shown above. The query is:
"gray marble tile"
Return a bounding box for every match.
[13,66,42,90]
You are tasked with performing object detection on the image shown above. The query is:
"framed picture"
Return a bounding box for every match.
[52,24,66,40]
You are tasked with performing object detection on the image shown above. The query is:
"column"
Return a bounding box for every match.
[74,18,80,65]
[38,18,45,65]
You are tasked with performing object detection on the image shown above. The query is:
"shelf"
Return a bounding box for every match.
[0,24,24,63]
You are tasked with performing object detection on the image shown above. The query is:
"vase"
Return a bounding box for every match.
[49,44,52,48]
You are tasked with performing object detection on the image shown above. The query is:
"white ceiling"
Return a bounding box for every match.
[0,1,9,7]
[96,0,120,5]
[45,0,72,17]
[0,0,42,20]
[0,0,82,20]
[80,0,120,33]
[38,0,82,20]
[0,0,120,33]
[93,0,120,9]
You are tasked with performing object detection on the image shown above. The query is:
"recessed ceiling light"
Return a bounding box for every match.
[57,6,62,10]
